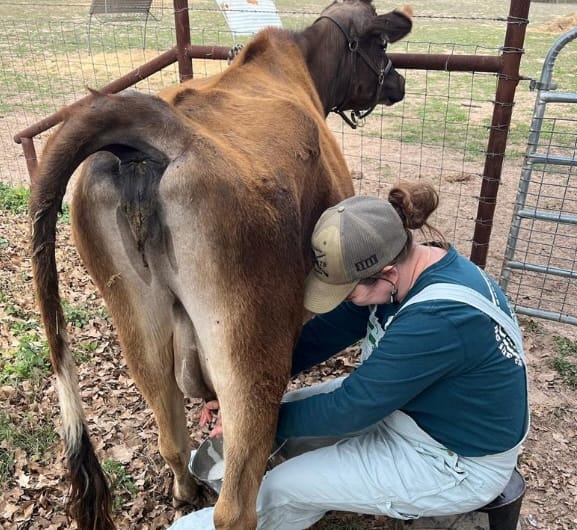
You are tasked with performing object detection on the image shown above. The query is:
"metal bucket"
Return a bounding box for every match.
[188,437,226,494]
[188,437,287,495]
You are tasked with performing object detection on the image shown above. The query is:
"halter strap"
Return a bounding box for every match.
[314,14,393,129]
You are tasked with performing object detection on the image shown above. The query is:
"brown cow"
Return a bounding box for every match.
[29,1,412,529]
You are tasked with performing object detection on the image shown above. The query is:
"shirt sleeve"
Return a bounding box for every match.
[278,308,466,439]
[290,302,370,376]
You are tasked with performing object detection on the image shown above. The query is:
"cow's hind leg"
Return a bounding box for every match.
[110,297,200,507]
[207,315,296,529]
[215,383,285,529]
[83,287,200,506]
[71,176,199,508]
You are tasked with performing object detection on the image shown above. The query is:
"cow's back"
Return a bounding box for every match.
[159,28,354,221]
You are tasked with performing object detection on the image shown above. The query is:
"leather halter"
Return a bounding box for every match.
[314,15,393,129]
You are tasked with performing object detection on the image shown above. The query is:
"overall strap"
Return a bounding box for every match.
[395,282,530,441]
[399,283,525,363]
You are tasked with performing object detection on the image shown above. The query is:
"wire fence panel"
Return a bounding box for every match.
[500,27,577,325]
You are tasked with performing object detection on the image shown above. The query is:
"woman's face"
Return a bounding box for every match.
[347,266,397,306]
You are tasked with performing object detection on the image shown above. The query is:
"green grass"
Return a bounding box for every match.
[1,290,35,324]
[551,336,577,388]
[102,459,139,513]
[0,330,50,384]
[0,244,102,385]
[336,8,576,158]
[63,300,92,329]
[1,288,100,380]
[0,182,70,220]
[1,286,49,385]
[1,0,576,151]
[75,339,99,364]
[0,413,15,484]
[0,410,57,486]
[0,182,30,214]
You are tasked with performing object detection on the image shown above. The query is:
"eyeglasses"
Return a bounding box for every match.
[358,271,397,290]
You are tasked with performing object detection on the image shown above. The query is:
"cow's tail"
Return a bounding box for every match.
[29,90,190,530]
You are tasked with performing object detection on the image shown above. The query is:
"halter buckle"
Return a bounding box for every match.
[352,109,369,127]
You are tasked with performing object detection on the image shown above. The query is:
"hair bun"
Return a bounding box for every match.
[388,182,439,230]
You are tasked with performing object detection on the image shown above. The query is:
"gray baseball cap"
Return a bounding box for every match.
[304,195,407,314]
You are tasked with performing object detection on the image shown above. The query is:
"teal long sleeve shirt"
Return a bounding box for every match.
[277,245,528,457]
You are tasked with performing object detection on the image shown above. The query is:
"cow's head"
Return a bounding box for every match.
[304,0,412,126]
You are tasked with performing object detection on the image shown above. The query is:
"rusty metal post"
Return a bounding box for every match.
[173,0,193,81]
[20,137,38,184]
[470,0,530,268]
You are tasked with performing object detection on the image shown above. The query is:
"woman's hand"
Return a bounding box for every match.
[199,400,223,438]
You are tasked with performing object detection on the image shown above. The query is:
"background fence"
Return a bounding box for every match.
[1,0,576,330]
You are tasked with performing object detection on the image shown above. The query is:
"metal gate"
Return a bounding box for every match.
[500,27,577,325]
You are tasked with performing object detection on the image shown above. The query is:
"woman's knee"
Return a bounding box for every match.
[258,464,296,508]
[257,465,326,530]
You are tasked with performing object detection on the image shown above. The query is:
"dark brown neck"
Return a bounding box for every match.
[295,25,352,116]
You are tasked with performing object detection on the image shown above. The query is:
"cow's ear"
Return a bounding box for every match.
[363,6,413,43]
[239,32,270,64]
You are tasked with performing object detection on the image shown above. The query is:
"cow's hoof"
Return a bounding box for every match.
[195,483,218,508]
[173,483,217,511]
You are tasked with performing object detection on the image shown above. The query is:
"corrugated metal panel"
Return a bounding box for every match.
[217,0,282,36]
